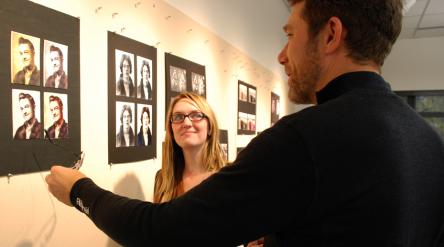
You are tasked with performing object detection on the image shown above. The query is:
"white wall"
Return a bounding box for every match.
[0,1,290,246]
[383,36,444,91]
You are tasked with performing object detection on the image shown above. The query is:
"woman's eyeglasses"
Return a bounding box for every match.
[171,111,206,124]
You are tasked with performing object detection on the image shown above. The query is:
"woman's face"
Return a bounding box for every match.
[171,99,209,150]
[142,111,150,129]
[142,64,150,82]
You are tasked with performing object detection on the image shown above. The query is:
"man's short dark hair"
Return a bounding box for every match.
[19,93,36,111]
[288,0,403,66]
[120,104,133,123]
[140,60,151,77]
[119,54,132,73]
[49,95,64,116]
[18,37,35,54]
[49,45,64,60]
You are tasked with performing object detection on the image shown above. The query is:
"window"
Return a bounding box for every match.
[396,90,444,138]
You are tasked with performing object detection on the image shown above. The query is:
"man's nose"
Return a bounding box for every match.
[278,43,289,65]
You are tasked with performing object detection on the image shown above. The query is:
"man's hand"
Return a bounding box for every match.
[45,165,86,206]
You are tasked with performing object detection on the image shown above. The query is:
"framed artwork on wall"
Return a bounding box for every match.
[237,80,256,135]
[219,129,228,161]
[164,53,206,122]
[108,32,157,164]
[0,0,80,177]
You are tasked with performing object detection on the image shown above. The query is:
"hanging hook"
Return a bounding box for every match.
[7,173,13,184]
[95,6,102,14]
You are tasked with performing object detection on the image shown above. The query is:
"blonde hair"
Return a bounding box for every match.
[153,92,226,203]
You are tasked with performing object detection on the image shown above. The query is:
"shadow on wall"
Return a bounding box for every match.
[107,172,146,247]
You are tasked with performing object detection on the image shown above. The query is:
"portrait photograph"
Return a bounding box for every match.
[115,101,135,147]
[247,114,256,131]
[191,72,205,96]
[43,92,69,139]
[169,65,187,92]
[115,49,135,97]
[248,88,257,104]
[12,89,42,140]
[136,104,153,147]
[43,40,68,89]
[11,31,41,86]
[238,112,248,130]
[136,56,153,100]
[239,84,247,101]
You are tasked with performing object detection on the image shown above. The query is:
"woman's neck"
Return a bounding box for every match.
[182,147,206,176]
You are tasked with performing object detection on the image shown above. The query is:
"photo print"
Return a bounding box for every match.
[11,89,42,139]
[11,31,41,86]
[137,103,153,146]
[115,101,135,147]
[239,84,248,101]
[191,72,205,96]
[115,49,135,97]
[169,65,187,92]
[247,114,256,131]
[44,92,68,139]
[238,112,248,130]
[248,88,256,104]
[43,40,68,89]
[137,56,153,100]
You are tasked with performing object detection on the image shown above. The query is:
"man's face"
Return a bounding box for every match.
[142,65,150,81]
[49,100,61,123]
[50,51,62,73]
[19,98,34,122]
[122,60,130,76]
[122,110,131,132]
[18,43,34,68]
[278,2,320,104]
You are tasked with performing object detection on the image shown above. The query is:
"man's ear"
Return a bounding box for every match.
[322,16,345,54]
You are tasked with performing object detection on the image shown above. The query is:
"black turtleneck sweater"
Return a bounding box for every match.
[71,72,444,247]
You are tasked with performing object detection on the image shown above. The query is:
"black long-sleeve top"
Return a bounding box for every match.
[71,72,444,247]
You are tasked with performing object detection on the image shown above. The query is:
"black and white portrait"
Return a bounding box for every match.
[115,50,135,97]
[136,56,153,100]
[12,89,42,139]
[169,65,186,92]
[44,92,69,139]
[44,40,68,89]
[137,104,153,146]
[115,102,135,147]
[11,31,41,86]
[191,72,205,96]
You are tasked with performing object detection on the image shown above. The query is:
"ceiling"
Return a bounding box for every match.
[164,0,444,82]
[401,0,444,38]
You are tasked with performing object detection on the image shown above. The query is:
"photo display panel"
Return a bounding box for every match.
[0,0,80,176]
[237,80,256,135]
[108,32,157,164]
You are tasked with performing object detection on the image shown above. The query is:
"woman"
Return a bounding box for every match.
[153,92,226,203]
[137,106,152,146]
[137,60,152,100]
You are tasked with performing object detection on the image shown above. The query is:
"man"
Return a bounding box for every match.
[14,93,42,139]
[45,45,68,89]
[46,1,444,246]
[46,95,69,139]
[13,37,40,85]
[116,104,135,147]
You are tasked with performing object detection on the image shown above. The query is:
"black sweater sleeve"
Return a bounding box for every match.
[69,119,315,247]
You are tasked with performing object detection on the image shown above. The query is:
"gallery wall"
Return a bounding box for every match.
[0,0,290,246]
